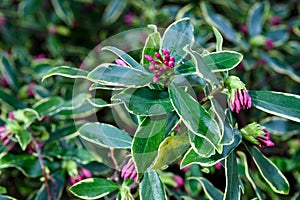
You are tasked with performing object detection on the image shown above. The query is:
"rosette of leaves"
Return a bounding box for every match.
[42,18,300,199]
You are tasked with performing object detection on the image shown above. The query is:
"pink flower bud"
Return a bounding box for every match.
[0,17,7,25]
[1,77,8,87]
[144,55,155,62]
[239,24,248,34]
[168,61,174,68]
[3,138,10,146]
[8,112,15,120]
[123,13,135,26]
[265,38,274,50]
[173,175,184,189]
[153,76,159,83]
[48,26,57,35]
[149,65,156,71]
[27,88,35,96]
[215,162,222,169]
[69,177,76,186]
[80,168,92,178]
[162,48,169,56]
[115,59,127,66]
[269,16,281,26]
[34,54,46,61]
[154,52,162,60]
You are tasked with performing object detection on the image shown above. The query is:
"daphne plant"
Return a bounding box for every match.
[42,18,300,200]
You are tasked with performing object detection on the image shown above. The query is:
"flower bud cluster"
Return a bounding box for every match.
[224,76,251,113]
[144,48,175,83]
[241,122,275,148]
[121,159,138,183]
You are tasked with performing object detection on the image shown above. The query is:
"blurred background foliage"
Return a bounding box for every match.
[0,0,299,199]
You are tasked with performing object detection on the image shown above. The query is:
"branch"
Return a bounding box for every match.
[32,137,52,200]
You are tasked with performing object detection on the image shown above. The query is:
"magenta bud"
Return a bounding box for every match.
[163,60,168,65]
[162,48,169,55]
[239,24,248,34]
[173,175,184,189]
[3,138,10,146]
[48,26,57,35]
[0,17,7,25]
[154,52,162,59]
[144,55,155,62]
[163,66,169,71]
[215,162,222,169]
[8,112,15,120]
[115,59,127,66]
[123,13,135,25]
[27,88,35,96]
[153,76,159,83]
[168,61,174,68]
[34,54,46,61]
[265,38,274,50]
[149,65,156,71]
[69,177,76,186]
[164,54,170,60]
[156,71,162,76]
[170,56,175,62]
[269,16,281,26]
[1,77,8,88]
[81,168,92,178]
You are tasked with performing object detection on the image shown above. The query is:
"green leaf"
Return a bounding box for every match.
[162,18,194,64]
[0,55,18,91]
[151,135,190,170]
[181,130,242,168]
[0,89,26,109]
[132,117,165,173]
[79,123,132,149]
[169,84,222,153]
[18,0,41,17]
[89,83,124,91]
[42,66,88,81]
[266,28,289,45]
[189,177,223,200]
[245,144,290,194]
[69,178,120,200]
[50,0,74,26]
[247,2,269,37]
[249,90,300,123]
[0,154,42,177]
[201,2,238,43]
[102,0,127,25]
[172,74,206,87]
[188,131,215,157]
[184,46,219,84]
[87,64,152,87]
[260,117,300,137]
[212,27,223,52]
[142,27,161,66]
[33,97,64,118]
[224,152,240,200]
[0,186,6,194]
[259,52,300,83]
[202,51,243,72]
[237,151,264,200]
[87,98,118,108]
[0,195,17,200]
[15,130,31,151]
[175,60,195,74]
[112,87,173,116]
[140,171,167,200]
[102,46,145,71]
